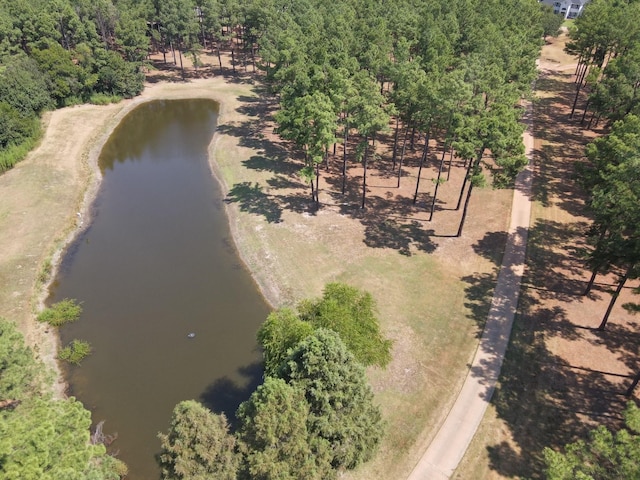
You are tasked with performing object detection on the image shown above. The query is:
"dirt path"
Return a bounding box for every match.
[406,98,535,479]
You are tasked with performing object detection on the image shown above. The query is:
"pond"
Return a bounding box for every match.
[49,99,270,479]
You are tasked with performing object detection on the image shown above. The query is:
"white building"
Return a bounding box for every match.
[540,0,590,19]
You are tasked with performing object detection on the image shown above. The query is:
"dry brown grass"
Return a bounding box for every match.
[455,32,640,480]
[2,48,516,477]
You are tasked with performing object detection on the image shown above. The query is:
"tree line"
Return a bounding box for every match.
[254,0,555,235]
[566,0,640,337]
[0,0,149,172]
[1,0,561,236]
[542,1,640,476]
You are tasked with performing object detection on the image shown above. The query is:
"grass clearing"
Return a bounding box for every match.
[2,50,515,476]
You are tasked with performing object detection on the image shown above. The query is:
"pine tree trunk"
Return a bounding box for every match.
[178,48,185,79]
[446,141,455,181]
[413,132,430,204]
[585,227,609,295]
[597,267,631,331]
[231,46,236,73]
[456,150,483,235]
[457,181,474,237]
[342,117,348,195]
[580,98,591,125]
[392,117,400,170]
[429,143,448,221]
[625,369,640,397]
[397,126,409,188]
[584,267,598,296]
[570,82,582,119]
[361,137,369,209]
[315,161,320,209]
[456,156,475,210]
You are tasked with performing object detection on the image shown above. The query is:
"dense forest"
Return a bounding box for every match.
[0,0,559,237]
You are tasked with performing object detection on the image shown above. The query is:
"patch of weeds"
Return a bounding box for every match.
[89,93,122,105]
[59,339,91,365]
[37,258,52,285]
[37,298,82,326]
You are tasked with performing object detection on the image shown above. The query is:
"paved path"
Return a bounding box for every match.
[407,104,534,480]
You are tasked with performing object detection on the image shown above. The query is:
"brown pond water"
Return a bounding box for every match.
[50,99,270,479]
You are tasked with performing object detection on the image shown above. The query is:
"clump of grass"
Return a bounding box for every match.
[37,258,52,285]
[89,93,122,105]
[59,339,91,365]
[37,299,82,326]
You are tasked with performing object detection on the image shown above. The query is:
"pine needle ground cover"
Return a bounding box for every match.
[456,32,640,480]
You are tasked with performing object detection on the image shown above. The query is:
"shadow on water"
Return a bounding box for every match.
[200,361,264,429]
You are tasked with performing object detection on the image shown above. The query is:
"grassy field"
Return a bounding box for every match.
[1,52,516,477]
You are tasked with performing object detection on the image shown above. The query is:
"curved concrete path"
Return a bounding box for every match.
[407,104,534,480]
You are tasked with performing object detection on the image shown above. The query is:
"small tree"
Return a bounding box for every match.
[298,283,392,368]
[158,400,239,480]
[257,308,314,376]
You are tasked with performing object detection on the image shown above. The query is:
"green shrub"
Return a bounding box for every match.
[89,93,122,105]
[63,96,83,107]
[58,339,91,365]
[37,299,82,326]
[37,259,52,285]
[0,122,42,173]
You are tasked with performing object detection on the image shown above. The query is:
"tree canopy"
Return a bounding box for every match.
[158,400,238,480]
[0,318,124,479]
[257,283,392,370]
[278,328,384,470]
[544,402,640,480]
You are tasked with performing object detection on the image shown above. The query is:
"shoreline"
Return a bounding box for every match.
[6,65,510,478]
[25,76,280,397]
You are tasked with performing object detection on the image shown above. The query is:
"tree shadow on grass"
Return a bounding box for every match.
[463,225,636,477]
[225,182,282,223]
[199,361,264,430]
[483,292,630,479]
[360,216,436,256]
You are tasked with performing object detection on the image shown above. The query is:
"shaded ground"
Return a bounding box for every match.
[455,33,640,480]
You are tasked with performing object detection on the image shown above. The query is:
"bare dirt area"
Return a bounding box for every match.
[455,33,640,479]
[3,46,515,477]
